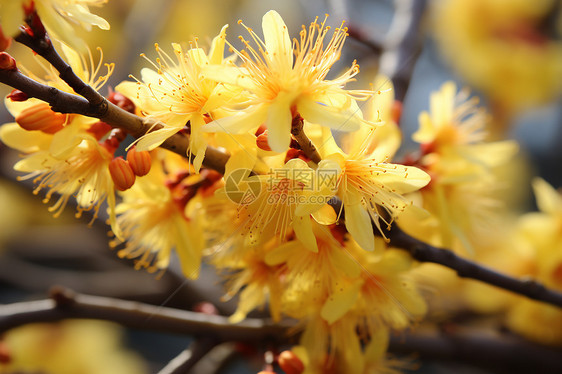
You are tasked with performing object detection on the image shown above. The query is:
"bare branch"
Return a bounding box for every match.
[291,115,322,164]
[386,224,562,308]
[0,286,294,343]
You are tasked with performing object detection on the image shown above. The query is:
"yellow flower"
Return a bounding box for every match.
[320,245,427,332]
[265,223,361,320]
[116,26,241,172]
[224,157,339,252]
[2,320,147,374]
[402,82,518,253]
[0,0,110,51]
[111,150,205,279]
[413,81,517,177]
[505,178,562,345]
[218,240,286,323]
[432,0,562,112]
[319,80,430,251]
[203,10,374,153]
[13,132,118,228]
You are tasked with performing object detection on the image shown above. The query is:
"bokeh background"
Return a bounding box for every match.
[0,0,561,373]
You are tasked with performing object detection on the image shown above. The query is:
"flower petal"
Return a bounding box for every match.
[321,282,361,324]
[345,201,375,252]
[262,10,293,70]
[266,92,293,152]
[293,216,318,252]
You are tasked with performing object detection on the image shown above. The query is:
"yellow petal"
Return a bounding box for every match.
[320,282,361,324]
[297,95,362,132]
[203,105,267,134]
[345,201,375,251]
[262,10,293,70]
[533,177,562,214]
[293,216,318,252]
[0,123,51,153]
[136,126,182,151]
[209,25,229,65]
[266,92,294,152]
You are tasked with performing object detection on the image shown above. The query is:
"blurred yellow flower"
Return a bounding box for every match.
[0,0,110,51]
[1,320,146,374]
[432,0,562,113]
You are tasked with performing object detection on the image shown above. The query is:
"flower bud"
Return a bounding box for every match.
[278,350,304,374]
[127,146,152,176]
[256,131,272,151]
[109,157,136,191]
[108,91,135,113]
[7,89,28,102]
[87,121,112,140]
[16,103,65,133]
[0,52,16,70]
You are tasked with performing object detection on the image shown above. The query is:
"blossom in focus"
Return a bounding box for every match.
[0,0,110,51]
[203,10,374,153]
[116,25,243,172]
[111,150,206,279]
[319,78,430,251]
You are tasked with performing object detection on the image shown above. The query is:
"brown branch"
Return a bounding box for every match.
[15,30,103,105]
[386,224,562,308]
[291,115,322,164]
[0,286,293,343]
[2,287,561,373]
[389,329,562,374]
[0,68,228,174]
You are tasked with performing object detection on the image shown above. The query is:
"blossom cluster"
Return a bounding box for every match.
[1,1,561,374]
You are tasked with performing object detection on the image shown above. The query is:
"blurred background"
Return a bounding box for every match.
[0,0,561,373]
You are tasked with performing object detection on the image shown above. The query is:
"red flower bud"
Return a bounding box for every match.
[0,52,17,70]
[109,157,136,191]
[87,121,112,140]
[278,350,304,374]
[7,89,28,102]
[108,91,135,113]
[127,146,152,176]
[16,103,65,133]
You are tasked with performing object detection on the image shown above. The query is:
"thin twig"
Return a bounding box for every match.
[386,224,562,308]
[389,329,562,374]
[0,68,229,174]
[291,115,322,164]
[0,286,294,343]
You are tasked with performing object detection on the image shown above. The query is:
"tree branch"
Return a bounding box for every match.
[0,68,229,174]
[291,115,322,164]
[389,329,562,374]
[386,224,562,308]
[0,286,293,343]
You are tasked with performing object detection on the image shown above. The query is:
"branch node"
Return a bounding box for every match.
[49,286,77,308]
